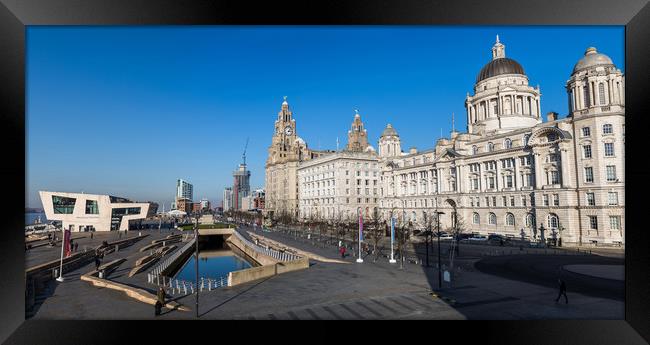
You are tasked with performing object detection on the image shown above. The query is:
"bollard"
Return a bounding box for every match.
[208,279,212,291]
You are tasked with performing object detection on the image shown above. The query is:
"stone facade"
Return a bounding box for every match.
[298,113,379,221]
[264,97,331,219]
[377,40,624,245]
[264,38,625,245]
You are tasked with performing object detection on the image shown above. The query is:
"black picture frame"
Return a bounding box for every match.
[1,0,648,344]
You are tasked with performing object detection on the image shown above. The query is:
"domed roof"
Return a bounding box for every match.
[476,58,525,83]
[381,124,398,137]
[295,136,305,145]
[365,145,376,152]
[572,47,614,73]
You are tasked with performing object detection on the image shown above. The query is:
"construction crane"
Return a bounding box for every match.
[242,137,249,165]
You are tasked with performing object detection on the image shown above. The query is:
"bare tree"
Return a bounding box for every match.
[365,208,383,262]
[446,211,467,272]
[394,213,411,269]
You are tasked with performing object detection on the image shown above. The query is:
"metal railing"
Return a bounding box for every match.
[232,230,301,262]
[146,273,229,296]
[150,235,196,277]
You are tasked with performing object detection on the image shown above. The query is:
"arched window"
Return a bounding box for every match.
[584,84,590,107]
[599,83,606,105]
[472,145,478,155]
[489,213,497,225]
[473,213,480,224]
[523,134,531,147]
[506,213,515,226]
[487,142,494,152]
[525,213,535,227]
[548,214,559,229]
[504,138,512,149]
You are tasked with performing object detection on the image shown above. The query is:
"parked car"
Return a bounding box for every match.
[438,234,454,240]
[468,235,488,242]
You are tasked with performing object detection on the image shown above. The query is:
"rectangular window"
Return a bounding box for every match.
[488,177,495,189]
[521,196,527,207]
[485,197,490,207]
[589,216,598,230]
[357,188,361,195]
[357,180,361,185]
[346,198,350,204]
[604,143,615,157]
[587,192,595,206]
[510,196,516,207]
[543,195,549,206]
[551,171,560,185]
[85,200,99,214]
[609,216,620,230]
[585,167,594,183]
[502,196,507,206]
[506,175,513,188]
[492,196,497,206]
[472,178,479,190]
[603,124,613,134]
[357,198,361,203]
[357,171,360,176]
[582,127,590,137]
[52,195,76,214]
[608,192,619,205]
[606,166,617,181]
[553,194,560,206]
[583,145,592,159]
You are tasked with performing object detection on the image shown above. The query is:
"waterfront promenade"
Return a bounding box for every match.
[27,225,624,320]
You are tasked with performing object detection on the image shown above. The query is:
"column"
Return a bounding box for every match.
[560,149,570,188]
[594,80,600,106]
[457,165,464,193]
[495,160,501,191]
[513,159,518,189]
[534,152,543,189]
[537,99,541,119]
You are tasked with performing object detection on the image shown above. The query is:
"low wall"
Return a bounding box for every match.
[276,257,310,274]
[227,257,309,287]
[228,265,277,286]
[226,234,276,266]
[80,272,189,311]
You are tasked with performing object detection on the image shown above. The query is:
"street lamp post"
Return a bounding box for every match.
[194,212,199,318]
[539,224,546,247]
[389,209,396,264]
[435,211,445,289]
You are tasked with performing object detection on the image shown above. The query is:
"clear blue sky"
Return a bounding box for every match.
[26,26,624,208]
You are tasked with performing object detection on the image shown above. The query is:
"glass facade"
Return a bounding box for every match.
[110,207,142,230]
[85,200,99,214]
[52,195,76,214]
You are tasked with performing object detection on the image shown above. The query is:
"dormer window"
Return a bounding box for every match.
[472,145,478,155]
[487,142,494,152]
[504,138,512,149]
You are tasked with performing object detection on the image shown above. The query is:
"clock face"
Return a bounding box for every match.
[284,126,293,135]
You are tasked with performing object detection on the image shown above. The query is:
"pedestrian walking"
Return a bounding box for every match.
[155,287,166,316]
[74,242,79,252]
[339,245,346,258]
[555,278,568,304]
[95,255,101,271]
[90,232,93,240]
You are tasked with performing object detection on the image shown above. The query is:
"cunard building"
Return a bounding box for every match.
[377,37,625,245]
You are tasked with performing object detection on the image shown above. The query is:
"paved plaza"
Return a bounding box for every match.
[27,225,624,320]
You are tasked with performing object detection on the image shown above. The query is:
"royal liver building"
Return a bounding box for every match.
[378,37,624,245]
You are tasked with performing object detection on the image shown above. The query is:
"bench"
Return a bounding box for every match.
[97,258,126,279]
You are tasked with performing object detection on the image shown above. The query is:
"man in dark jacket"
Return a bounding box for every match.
[555,278,568,304]
[155,287,166,316]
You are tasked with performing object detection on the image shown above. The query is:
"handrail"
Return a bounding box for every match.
[146,272,229,295]
[149,235,196,277]
[232,230,301,262]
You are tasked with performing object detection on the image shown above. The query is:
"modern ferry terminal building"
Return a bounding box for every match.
[39,191,156,232]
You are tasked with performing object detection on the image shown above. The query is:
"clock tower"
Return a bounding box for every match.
[267,96,301,165]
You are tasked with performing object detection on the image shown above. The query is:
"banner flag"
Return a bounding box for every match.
[359,210,363,242]
[63,228,71,257]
